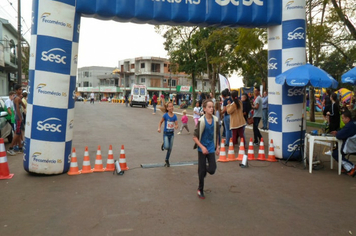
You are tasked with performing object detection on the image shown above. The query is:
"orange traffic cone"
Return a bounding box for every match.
[67,147,81,175]
[119,145,129,171]
[247,138,255,161]
[217,139,228,162]
[236,138,245,161]
[0,138,14,180]
[256,138,266,161]
[227,138,237,162]
[105,145,115,171]
[93,145,105,172]
[81,146,93,174]
[266,139,278,162]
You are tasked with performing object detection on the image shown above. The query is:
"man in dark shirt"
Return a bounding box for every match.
[330,110,356,177]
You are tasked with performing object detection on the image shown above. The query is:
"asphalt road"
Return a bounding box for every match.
[1,102,356,236]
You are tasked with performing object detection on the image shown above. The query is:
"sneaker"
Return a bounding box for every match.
[161,143,164,151]
[197,190,205,199]
[177,132,181,135]
[253,142,259,146]
[324,150,332,155]
[164,159,170,167]
[347,166,356,177]
[7,149,16,156]
[16,148,23,154]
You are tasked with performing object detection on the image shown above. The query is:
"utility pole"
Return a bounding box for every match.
[17,0,22,85]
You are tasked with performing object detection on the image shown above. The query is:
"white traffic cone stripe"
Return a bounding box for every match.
[95,160,102,164]
[84,151,89,156]
[0,156,7,164]
[220,151,226,155]
[70,162,78,167]
[119,159,126,163]
[108,150,113,154]
[0,145,5,152]
[72,152,76,158]
[228,150,234,154]
[120,150,125,154]
[83,161,91,166]
[239,150,245,154]
[107,159,114,164]
[97,150,101,155]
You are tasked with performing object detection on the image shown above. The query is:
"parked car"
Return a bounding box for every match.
[0,97,13,143]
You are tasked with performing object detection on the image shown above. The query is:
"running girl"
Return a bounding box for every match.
[158,102,178,167]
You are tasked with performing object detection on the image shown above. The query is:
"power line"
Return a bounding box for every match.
[3,0,31,36]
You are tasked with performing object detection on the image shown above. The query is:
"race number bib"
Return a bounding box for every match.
[166,121,174,130]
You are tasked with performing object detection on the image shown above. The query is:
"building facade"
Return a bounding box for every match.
[0,18,20,96]
[77,57,214,101]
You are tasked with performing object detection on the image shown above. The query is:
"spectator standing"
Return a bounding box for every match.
[326,93,340,132]
[251,87,263,146]
[241,93,252,123]
[322,89,332,124]
[262,90,268,130]
[160,94,165,107]
[152,93,158,115]
[222,89,232,146]
[226,90,246,147]
[7,85,24,155]
[125,94,129,107]
[5,91,16,131]
[90,92,95,104]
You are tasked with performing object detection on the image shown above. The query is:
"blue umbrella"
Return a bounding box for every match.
[276,63,338,88]
[341,67,356,85]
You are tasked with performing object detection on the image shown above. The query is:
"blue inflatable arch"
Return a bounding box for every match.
[26,0,306,174]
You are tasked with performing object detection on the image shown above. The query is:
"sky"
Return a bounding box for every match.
[1,0,243,88]
[1,0,168,68]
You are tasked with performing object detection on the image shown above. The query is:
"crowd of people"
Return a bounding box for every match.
[3,84,27,156]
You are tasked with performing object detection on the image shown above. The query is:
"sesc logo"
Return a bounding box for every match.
[268,112,278,124]
[37,118,62,133]
[287,139,300,152]
[41,48,67,64]
[288,87,304,97]
[287,27,304,40]
[215,0,264,6]
[268,58,278,70]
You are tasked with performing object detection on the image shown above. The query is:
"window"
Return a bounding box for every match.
[164,64,167,67]
[84,71,89,77]
[163,79,167,83]
[141,63,145,68]
[83,81,89,87]
[203,82,207,86]
[131,64,135,69]
[141,78,145,83]
[169,79,176,87]
[151,63,160,73]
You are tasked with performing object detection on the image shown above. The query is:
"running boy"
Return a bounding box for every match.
[158,102,178,167]
[177,110,189,135]
[193,99,220,199]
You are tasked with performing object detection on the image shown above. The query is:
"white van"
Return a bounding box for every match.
[130,84,148,108]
